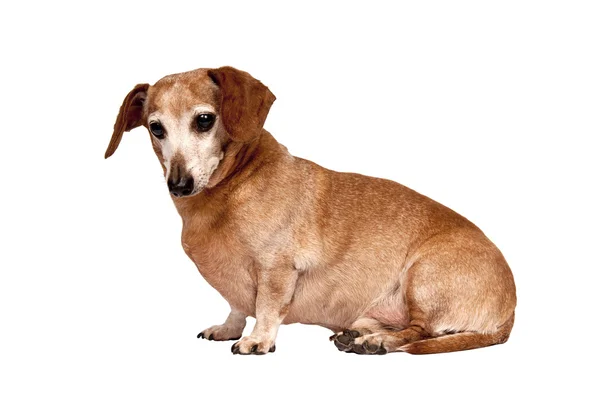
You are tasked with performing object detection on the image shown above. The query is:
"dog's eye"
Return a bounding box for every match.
[149,122,165,138]
[196,114,215,132]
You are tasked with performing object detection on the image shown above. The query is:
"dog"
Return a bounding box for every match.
[106,66,516,355]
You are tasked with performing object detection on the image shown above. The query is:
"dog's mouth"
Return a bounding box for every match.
[173,158,221,198]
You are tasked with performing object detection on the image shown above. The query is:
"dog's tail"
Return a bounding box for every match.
[400,312,515,355]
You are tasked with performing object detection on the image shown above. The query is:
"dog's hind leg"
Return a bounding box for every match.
[348,312,514,354]
[332,312,430,354]
[351,324,428,354]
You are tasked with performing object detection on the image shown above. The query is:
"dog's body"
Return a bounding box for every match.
[107,67,516,355]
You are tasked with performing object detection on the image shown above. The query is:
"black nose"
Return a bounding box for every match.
[168,176,194,197]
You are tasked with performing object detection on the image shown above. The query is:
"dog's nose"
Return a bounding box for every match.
[168,176,194,197]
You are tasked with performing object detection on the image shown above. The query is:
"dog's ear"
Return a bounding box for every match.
[208,67,276,142]
[105,83,150,159]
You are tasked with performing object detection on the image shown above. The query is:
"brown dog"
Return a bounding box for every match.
[106,66,516,355]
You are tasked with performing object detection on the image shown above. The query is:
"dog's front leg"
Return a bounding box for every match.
[231,264,298,355]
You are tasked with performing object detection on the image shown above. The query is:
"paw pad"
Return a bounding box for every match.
[332,330,387,355]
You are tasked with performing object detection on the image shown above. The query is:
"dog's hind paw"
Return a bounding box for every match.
[331,329,361,351]
[331,330,387,355]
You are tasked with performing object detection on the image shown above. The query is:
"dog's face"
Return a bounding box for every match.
[106,67,276,197]
[147,70,225,197]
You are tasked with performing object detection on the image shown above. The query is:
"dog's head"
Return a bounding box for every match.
[106,67,276,197]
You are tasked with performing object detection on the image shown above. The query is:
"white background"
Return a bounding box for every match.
[1,1,598,397]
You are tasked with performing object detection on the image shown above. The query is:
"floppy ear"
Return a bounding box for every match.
[105,83,150,159]
[208,66,276,142]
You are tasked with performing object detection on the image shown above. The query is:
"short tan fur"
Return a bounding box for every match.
[107,66,516,355]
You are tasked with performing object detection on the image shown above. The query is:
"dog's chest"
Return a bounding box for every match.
[181,226,258,315]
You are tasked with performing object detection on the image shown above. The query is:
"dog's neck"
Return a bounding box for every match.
[172,130,284,221]
[207,133,267,189]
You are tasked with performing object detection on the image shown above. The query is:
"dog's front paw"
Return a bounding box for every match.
[231,336,276,355]
[197,324,243,341]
